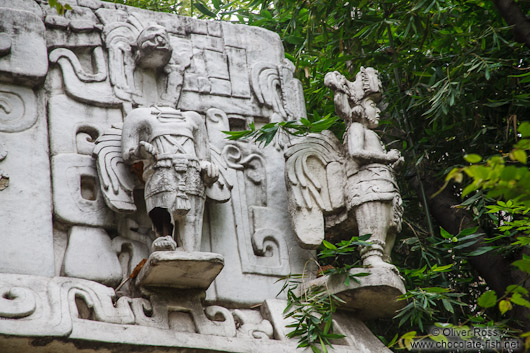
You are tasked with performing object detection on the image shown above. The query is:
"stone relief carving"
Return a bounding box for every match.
[52,153,115,227]
[251,59,306,122]
[49,47,122,107]
[0,83,38,133]
[0,287,36,319]
[285,67,403,270]
[0,273,388,352]
[0,1,401,351]
[93,106,229,290]
[63,226,123,287]
[120,107,220,252]
[0,274,274,340]
[206,109,291,277]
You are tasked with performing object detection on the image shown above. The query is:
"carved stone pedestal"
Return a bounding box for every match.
[136,251,224,290]
[307,268,406,320]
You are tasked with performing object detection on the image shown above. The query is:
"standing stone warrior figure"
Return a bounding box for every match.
[284,67,402,271]
[325,68,403,269]
[121,106,219,253]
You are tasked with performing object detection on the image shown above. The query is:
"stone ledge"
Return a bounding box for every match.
[0,318,386,353]
[136,251,224,290]
[306,267,406,320]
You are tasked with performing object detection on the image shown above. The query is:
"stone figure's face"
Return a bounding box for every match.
[361,97,381,128]
[136,25,172,69]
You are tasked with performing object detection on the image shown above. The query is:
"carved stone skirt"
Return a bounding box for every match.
[143,156,204,215]
[345,164,403,230]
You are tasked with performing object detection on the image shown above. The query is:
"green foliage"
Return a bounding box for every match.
[279,274,346,353]
[448,122,530,253]
[318,235,371,286]
[48,0,72,15]
[477,290,497,309]
[396,286,465,331]
[223,115,338,146]
[278,236,371,352]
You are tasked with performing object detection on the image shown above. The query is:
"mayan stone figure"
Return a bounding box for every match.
[285,67,403,270]
[0,1,404,351]
[121,107,219,253]
[326,68,403,268]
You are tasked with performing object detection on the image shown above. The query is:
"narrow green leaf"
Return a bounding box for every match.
[194,2,216,17]
[322,240,337,250]
[440,227,452,239]
[467,246,495,256]
[442,299,454,313]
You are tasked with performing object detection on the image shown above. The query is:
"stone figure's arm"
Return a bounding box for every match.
[347,123,401,164]
[186,111,219,185]
[121,108,154,163]
[333,91,353,121]
[325,71,355,120]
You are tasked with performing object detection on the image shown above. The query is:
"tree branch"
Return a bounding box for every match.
[492,0,530,48]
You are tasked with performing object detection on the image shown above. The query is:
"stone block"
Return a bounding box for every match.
[63,226,122,286]
[48,94,122,156]
[305,267,406,320]
[51,154,115,227]
[0,88,54,277]
[136,251,224,290]
[0,8,47,86]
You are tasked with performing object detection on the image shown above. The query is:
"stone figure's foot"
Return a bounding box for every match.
[151,235,177,252]
[362,255,399,274]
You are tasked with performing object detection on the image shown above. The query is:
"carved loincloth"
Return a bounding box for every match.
[346,163,403,230]
[143,154,204,215]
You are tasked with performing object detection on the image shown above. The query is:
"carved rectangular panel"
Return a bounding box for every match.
[0,7,47,85]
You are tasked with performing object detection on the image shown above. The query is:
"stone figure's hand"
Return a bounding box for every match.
[324,71,347,92]
[392,156,404,170]
[387,149,401,162]
[200,160,219,186]
[138,141,157,158]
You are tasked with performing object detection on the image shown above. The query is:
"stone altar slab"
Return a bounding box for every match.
[136,251,224,290]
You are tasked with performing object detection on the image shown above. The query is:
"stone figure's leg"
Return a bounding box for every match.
[383,232,396,262]
[175,195,205,252]
[355,201,396,271]
[149,207,177,252]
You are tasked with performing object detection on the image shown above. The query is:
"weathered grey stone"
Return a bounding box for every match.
[305,268,406,319]
[0,7,47,85]
[136,251,224,290]
[78,0,102,9]
[51,153,116,227]
[62,226,123,286]
[0,0,42,15]
[0,88,54,277]
[285,68,404,271]
[48,94,123,156]
[0,1,406,352]
[0,83,38,133]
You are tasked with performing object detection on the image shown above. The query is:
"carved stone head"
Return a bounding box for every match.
[135,25,172,69]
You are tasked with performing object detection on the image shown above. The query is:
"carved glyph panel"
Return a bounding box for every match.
[0,83,38,133]
[52,154,115,227]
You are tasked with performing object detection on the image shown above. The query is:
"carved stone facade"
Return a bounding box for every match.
[0,1,400,352]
